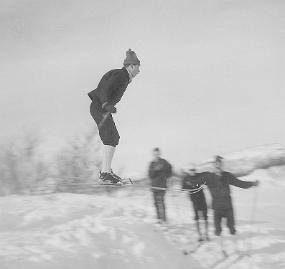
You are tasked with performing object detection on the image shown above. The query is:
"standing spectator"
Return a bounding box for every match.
[148,148,172,224]
[181,164,209,242]
[199,155,259,255]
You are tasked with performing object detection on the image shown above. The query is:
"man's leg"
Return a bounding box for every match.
[194,209,202,241]
[101,145,115,173]
[90,102,120,182]
[152,191,161,222]
[226,208,239,252]
[98,114,120,173]
[160,191,167,222]
[203,208,210,240]
[156,191,164,222]
[214,210,227,256]
[196,221,203,241]
[204,218,209,240]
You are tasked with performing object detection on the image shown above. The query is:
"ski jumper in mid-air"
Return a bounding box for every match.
[88,49,140,184]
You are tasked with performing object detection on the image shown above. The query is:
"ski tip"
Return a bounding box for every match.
[97,181,133,187]
[98,183,123,186]
[98,181,123,186]
[119,178,134,185]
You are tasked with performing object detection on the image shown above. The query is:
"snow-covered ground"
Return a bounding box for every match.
[0,145,285,269]
[0,189,202,269]
[0,180,284,269]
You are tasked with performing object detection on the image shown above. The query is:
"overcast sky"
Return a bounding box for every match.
[1,0,285,174]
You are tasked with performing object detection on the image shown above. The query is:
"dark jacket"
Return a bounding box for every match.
[198,171,255,210]
[88,68,130,106]
[182,174,207,207]
[148,158,172,189]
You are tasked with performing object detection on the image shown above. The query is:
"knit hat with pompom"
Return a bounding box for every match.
[123,49,140,66]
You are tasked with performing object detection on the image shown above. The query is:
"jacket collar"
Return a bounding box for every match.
[122,67,132,83]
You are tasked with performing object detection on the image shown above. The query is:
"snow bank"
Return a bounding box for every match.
[0,193,201,269]
[1,181,285,269]
[197,144,285,179]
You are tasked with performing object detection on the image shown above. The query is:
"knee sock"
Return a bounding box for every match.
[101,145,116,173]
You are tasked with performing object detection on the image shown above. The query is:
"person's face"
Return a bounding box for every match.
[214,160,223,174]
[188,169,196,176]
[153,150,161,159]
[129,64,140,78]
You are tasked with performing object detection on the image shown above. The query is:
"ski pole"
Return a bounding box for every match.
[98,112,111,130]
[248,185,259,257]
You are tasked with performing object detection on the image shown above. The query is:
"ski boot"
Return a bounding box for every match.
[99,171,121,185]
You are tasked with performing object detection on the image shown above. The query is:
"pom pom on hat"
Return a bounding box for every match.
[215,155,224,162]
[123,49,140,66]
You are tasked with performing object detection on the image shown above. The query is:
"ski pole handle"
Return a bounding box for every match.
[98,112,111,130]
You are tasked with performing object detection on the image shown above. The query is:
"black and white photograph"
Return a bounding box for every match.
[0,0,285,268]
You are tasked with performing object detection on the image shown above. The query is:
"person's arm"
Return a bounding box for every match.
[148,162,158,179]
[165,161,172,178]
[110,77,129,106]
[227,172,259,188]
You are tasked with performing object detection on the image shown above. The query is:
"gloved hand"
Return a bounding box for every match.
[102,103,117,113]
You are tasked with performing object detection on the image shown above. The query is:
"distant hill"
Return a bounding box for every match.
[196,144,285,176]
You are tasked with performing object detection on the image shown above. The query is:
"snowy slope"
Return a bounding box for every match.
[1,145,285,269]
[0,192,202,269]
[1,182,285,269]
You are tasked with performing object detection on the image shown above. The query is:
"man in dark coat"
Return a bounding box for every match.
[200,155,259,255]
[88,49,140,183]
[181,164,209,242]
[148,147,172,223]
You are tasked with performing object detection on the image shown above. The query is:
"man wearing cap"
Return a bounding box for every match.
[200,155,259,255]
[181,164,209,242]
[88,49,140,183]
[148,147,172,223]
